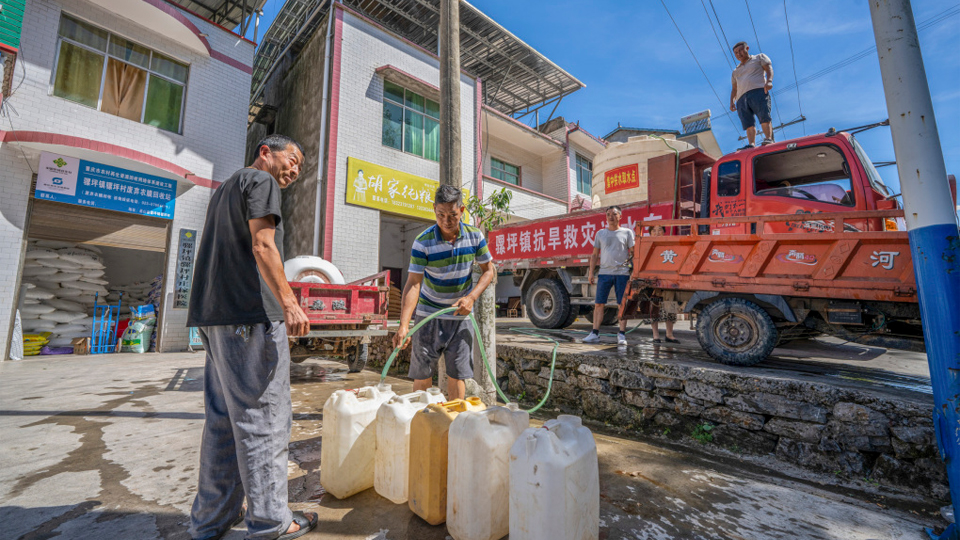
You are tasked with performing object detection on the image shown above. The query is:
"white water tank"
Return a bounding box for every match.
[509,415,599,540]
[591,135,695,208]
[320,384,395,499]
[374,388,446,504]
[447,405,530,540]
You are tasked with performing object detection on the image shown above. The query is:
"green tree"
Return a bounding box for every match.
[467,187,513,233]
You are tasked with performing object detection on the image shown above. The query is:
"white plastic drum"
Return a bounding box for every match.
[284,256,345,284]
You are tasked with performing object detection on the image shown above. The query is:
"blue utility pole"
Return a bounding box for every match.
[868,1,960,539]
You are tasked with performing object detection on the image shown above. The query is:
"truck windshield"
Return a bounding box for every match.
[851,136,893,198]
[753,144,855,206]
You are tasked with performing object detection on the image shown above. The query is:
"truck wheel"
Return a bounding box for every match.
[525,279,573,329]
[696,298,778,367]
[347,343,368,373]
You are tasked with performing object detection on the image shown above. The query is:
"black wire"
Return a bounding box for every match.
[708,0,734,52]
[782,0,806,135]
[659,0,743,136]
[773,4,959,98]
[701,0,733,70]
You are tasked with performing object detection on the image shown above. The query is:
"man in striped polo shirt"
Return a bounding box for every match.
[393,184,495,400]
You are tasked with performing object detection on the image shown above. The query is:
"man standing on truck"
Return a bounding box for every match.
[730,41,774,149]
[187,134,318,540]
[585,206,635,346]
[393,184,496,400]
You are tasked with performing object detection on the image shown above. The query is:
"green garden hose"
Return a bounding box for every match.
[378,308,655,413]
[380,307,558,413]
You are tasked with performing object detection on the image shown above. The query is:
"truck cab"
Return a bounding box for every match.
[702,131,898,235]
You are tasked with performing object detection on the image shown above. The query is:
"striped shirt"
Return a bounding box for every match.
[409,222,493,317]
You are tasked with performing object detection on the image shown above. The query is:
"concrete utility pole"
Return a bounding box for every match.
[438,0,461,188]
[437,0,496,404]
[868,2,960,538]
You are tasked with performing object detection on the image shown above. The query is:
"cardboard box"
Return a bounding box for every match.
[72,337,90,355]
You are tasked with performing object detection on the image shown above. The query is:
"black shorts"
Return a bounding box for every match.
[736,88,772,130]
[408,315,475,380]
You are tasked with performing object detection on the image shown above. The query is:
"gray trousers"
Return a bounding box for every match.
[189,322,293,540]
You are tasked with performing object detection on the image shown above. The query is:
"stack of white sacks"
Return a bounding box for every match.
[21,241,110,348]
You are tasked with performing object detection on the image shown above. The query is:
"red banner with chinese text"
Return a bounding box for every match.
[604,164,640,194]
[488,202,675,261]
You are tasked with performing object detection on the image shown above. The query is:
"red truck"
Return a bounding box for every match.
[489,130,946,366]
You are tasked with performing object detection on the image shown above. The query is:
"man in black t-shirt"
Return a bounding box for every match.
[186,135,317,540]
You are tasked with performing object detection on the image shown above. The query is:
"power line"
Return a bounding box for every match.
[701,0,733,70]
[782,0,806,135]
[773,4,959,98]
[708,0,734,52]
[743,0,787,138]
[659,0,743,136]
[708,5,958,124]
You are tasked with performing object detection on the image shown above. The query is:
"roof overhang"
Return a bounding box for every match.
[483,107,563,157]
[88,0,211,55]
[568,128,605,153]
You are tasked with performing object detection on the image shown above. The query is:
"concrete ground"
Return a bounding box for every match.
[0,350,946,540]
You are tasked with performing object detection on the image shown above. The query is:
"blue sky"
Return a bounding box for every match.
[247,0,959,202]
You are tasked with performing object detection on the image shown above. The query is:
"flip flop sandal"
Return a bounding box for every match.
[665,338,681,344]
[650,338,662,344]
[276,511,318,540]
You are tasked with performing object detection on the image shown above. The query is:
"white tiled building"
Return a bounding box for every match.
[249,0,603,298]
[0,0,257,358]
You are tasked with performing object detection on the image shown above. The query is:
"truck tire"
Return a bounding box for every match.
[347,343,368,373]
[525,278,573,329]
[696,298,778,367]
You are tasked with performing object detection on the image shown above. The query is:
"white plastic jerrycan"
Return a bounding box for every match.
[509,415,599,540]
[320,383,395,499]
[374,387,446,504]
[448,404,530,540]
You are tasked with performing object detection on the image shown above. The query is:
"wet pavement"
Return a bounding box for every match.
[0,350,946,539]
[497,319,933,396]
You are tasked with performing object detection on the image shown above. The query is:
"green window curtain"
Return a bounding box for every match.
[424,117,439,162]
[384,80,404,104]
[143,75,184,133]
[58,15,107,50]
[382,101,403,150]
[404,110,424,157]
[150,53,188,83]
[425,99,440,120]
[53,41,105,108]
[405,90,424,113]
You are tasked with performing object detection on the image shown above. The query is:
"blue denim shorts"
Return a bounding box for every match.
[595,274,629,305]
[737,88,772,130]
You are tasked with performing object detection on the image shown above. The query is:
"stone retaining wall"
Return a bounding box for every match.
[496,344,947,500]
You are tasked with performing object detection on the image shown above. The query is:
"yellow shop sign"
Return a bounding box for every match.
[346,157,469,221]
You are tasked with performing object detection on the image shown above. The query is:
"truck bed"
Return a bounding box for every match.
[628,210,916,303]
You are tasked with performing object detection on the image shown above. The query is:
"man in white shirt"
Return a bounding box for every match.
[584,206,635,346]
[729,41,774,149]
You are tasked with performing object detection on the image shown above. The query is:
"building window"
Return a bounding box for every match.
[382,80,439,161]
[576,154,592,195]
[491,157,520,185]
[52,14,189,134]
